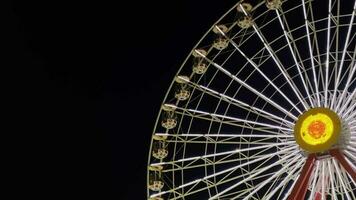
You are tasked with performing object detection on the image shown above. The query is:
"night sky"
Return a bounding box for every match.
[8,0,237,199]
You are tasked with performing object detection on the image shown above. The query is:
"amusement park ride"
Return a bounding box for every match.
[147,0,356,199]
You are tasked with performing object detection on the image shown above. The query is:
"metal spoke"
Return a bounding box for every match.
[239,157,304,200]
[328,159,338,200]
[209,153,301,200]
[331,0,356,109]
[182,77,294,127]
[276,9,314,108]
[302,0,321,106]
[194,50,298,120]
[238,4,308,112]
[332,158,352,200]
[151,142,297,168]
[215,25,308,112]
[150,146,298,199]
[174,106,293,132]
[324,0,333,107]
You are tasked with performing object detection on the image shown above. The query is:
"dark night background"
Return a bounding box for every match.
[7,0,237,199]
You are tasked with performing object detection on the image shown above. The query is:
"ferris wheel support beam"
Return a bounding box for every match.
[331,0,356,110]
[301,0,322,107]
[287,153,316,200]
[276,10,314,108]
[238,4,308,112]
[194,50,299,120]
[215,26,308,113]
[329,149,356,182]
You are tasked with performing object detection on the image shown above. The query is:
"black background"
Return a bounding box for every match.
[7,0,237,199]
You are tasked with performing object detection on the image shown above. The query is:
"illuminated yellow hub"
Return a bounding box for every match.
[294,108,341,153]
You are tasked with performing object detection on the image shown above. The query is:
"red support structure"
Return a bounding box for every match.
[329,149,356,181]
[288,154,317,200]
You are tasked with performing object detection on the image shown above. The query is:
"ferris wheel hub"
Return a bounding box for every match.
[294,108,341,153]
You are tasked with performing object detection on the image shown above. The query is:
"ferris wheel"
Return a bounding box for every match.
[147,0,356,199]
